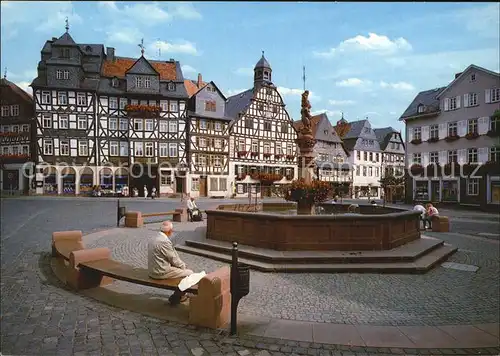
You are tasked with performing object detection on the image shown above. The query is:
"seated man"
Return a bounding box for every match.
[413,204,426,229]
[186,197,198,222]
[148,221,194,305]
[423,203,439,229]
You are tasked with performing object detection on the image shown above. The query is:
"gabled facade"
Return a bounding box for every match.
[186,79,232,198]
[0,78,35,194]
[294,113,352,192]
[226,54,298,197]
[335,118,383,198]
[400,64,500,210]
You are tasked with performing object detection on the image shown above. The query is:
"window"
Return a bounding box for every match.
[136,77,143,88]
[169,101,178,112]
[22,145,29,155]
[10,105,19,116]
[59,115,68,129]
[356,151,360,160]
[491,116,500,131]
[109,97,118,109]
[159,143,168,157]
[448,122,458,136]
[135,142,143,156]
[12,126,18,133]
[197,155,207,166]
[119,98,127,109]
[63,70,69,80]
[42,91,51,104]
[238,139,246,151]
[199,120,207,130]
[468,93,477,107]
[2,146,8,155]
[199,137,207,148]
[375,167,379,177]
[119,142,128,156]
[430,152,439,163]
[413,153,422,164]
[467,179,479,196]
[160,172,172,185]
[286,145,293,156]
[77,93,86,106]
[56,70,62,80]
[264,143,271,154]
[264,122,272,131]
[60,140,69,156]
[78,141,88,156]
[368,167,373,176]
[134,119,143,131]
[58,92,67,105]
[468,119,478,134]
[281,123,288,133]
[159,120,168,132]
[191,177,199,191]
[210,178,218,191]
[78,116,87,130]
[110,142,118,156]
[356,166,360,176]
[109,118,117,130]
[144,77,151,89]
[417,104,424,113]
[22,124,29,132]
[169,143,178,157]
[369,152,373,161]
[112,78,119,88]
[413,127,422,140]
[448,150,458,163]
[449,97,457,110]
[1,106,8,116]
[362,166,367,176]
[471,74,476,82]
[160,101,168,111]
[145,142,154,157]
[169,121,177,133]
[214,156,221,167]
[131,99,138,105]
[145,119,154,131]
[491,88,500,103]
[376,153,379,162]
[468,148,478,163]
[490,147,500,162]
[430,124,439,139]
[204,101,216,112]
[168,82,176,91]
[251,141,258,153]
[363,152,367,161]
[245,118,253,128]
[215,122,222,131]
[43,114,51,128]
[12,146,19,155]
[214,139,222,149]
[119,118,128,131]
[275,144,282,155]
[61,48,70,58]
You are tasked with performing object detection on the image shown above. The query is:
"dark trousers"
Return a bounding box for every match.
[187,209,193,221]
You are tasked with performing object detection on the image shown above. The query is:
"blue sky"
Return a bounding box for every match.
[1,1,499,133]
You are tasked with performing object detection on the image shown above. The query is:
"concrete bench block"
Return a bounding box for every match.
[51,230,83,257]
[67,248,113,290]
[189,266,230,329]
[173,208,187,222]
[432,216,450,233]
[125,211,143,228]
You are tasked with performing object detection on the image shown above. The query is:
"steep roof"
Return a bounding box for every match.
[293,115,322,135]
[102,57,177,80]
[52,32,77,46]
[225,88,254,119]
[374,127,398,150]
[399,87,444,121]
[342,119,368,139]
[0,78,33,101]
[341,138,357,152]
[184,78,207,97]
[436,64,500,99]
[255,54,271,70]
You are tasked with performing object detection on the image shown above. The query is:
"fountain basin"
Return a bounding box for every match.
[205,203,421,251]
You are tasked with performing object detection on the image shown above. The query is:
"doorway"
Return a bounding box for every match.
[175,177,185,194]
[199,176,207,197]
[431,180,440,201]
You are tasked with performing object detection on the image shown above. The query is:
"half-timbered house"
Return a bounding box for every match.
[31,27,100,195]
[97,47,189,197]
[186,78,232,198]
[0,77,35,195]
[226,53,298,197]
[294,113,352,195]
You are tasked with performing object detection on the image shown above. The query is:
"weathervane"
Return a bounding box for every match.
[302,65,306,91]
[138,38,145,56]
[3,67,7,79]
[65,17,69,32]
[262,50,264,57]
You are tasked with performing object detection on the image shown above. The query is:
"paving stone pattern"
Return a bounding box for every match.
[1,198,499,356]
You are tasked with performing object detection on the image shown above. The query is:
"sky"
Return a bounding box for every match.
[1,1,499,133]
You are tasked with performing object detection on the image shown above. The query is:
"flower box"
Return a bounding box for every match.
[125,104,161,117]
[445,135,460,142]
[0,154,30,161]
[427,137,440,143]
[283,179,333,206]
[410,138,422,145]
[486,129,500,137]
[263,153,272,158]
[237,151,248,156]
[251,172,283,183]
[251,152,259,157]
[465,132,479,140]
[410,164,424,175]
[444,162,460,175]
[286,155,295,160]
[275,154,283,159]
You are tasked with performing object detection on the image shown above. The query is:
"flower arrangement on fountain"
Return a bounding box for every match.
[284,178,332,205]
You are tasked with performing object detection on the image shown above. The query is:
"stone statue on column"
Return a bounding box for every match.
[295,90,317,184]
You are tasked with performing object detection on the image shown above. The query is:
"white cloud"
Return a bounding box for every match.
[151,40,199,56]
[225,89,247,96]
[363,111,381,117]
[233,67,254,76]
[15,81,33,95]
[452,3,500,39]
[380,81,415,91]
[314,33,412,58]
[311,109,344,119]
[106,28,143,45]
[335,78,371,87]
[181,65,197,74]
[328,99,355,106]
[277,87,321,102]
[170,2,202,20]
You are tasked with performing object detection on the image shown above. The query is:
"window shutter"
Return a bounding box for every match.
[408,127,413,141]
[463,94,469,108]
[456,95,461,108]
[478,147,489,163]
[439,151,447,165]
[458,120,467,136]
[444,98,449,111]
[422,126,429,141]
[458,149,466,164]
[422,152,429,166]
[485,89,491,103]
[478,116,489,134]
[438,123,446,138]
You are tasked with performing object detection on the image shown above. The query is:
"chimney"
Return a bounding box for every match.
[106,47,115,62]
[454,72,463,79]
[169,58,175,62]
[52,37,57,41]
[197,73,202,88]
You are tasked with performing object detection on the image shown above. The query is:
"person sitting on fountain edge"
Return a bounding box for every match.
[148,221,194,305]
[186,196,198,222]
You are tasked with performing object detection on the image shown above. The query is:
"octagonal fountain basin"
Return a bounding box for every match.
[205,203,421,251]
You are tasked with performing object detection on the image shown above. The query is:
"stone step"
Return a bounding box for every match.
[176,244,458,273]
[182,237,444,264]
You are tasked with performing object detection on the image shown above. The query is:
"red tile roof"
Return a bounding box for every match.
[184,79,207,97]
[293,114,322,135]
[102,58,177,80]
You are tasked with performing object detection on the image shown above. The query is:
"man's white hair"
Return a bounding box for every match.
[160,220,173,233]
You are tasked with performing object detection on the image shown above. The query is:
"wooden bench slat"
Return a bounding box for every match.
[55,240,84,260]
[142,211,178,218]
[80,259,198,294]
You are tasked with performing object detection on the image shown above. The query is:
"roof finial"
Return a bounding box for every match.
[262,50,264,57]
[65,16,69,33]
[302,65,306,91]
[3,67,7,79]
[341,111,344,120]
[138,38,145,56]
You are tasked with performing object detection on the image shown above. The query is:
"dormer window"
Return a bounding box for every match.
[111,77,119,88]
[144,77,151,89]
[470,73,476,82]
[61,48,70,58]
[263,71,269,80]
[417,104,424,113]
[167,82,176,91]
[85,45,92,52]
[324,129,328,135]
[136,77,144,88]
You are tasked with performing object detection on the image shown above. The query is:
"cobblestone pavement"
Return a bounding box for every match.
[1,198,499,356]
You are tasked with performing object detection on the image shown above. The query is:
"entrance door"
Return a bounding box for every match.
[199,177,207,197]
[175,177,184,194]
[431,181,440,201]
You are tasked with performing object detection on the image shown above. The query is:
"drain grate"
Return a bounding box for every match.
[441,262,479,272]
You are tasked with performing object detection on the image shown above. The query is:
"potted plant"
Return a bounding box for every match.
[445,134,460,142]
[428,136,440,143]
[283,178,332,215]
[465,132,479,140]
[410,138,422,145]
